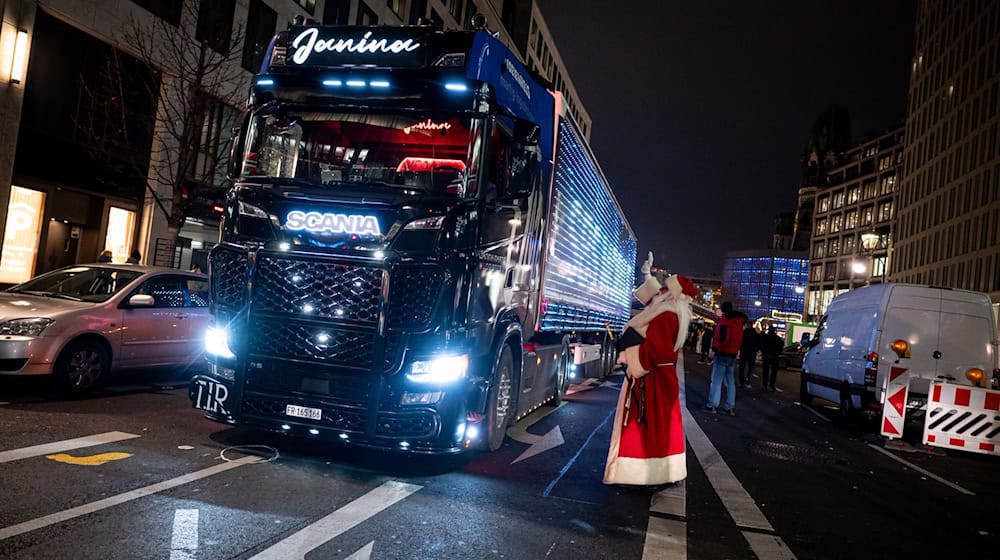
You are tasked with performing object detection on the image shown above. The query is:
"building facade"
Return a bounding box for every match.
[722,250,809,325]
[0,0,591,282]
[890,0,1000,307]
[805,127,904,320]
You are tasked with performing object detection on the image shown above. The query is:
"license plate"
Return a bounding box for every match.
[285,404,323,420]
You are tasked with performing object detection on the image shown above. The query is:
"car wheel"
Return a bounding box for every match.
[799,371,813,405]
[54,339,109,395]
[778,357,789,369]
[553,340,570,405]
[484,344,515,452]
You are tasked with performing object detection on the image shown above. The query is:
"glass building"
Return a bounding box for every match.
[722,250,809,324]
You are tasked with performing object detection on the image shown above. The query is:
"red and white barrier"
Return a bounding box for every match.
[880,366,909,439]
[922,381,1000,456]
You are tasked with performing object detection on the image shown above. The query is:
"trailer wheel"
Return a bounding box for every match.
[553,340,570,405]
[484,344,515,452]
[799,372,812,405]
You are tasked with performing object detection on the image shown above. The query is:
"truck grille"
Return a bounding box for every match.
[210,248,249,308]
[254,256,383,324]
[387,268,443,328]
[376,411,438,439]
[249,321,375,369]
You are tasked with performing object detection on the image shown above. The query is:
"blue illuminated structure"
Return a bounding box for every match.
[539,118,636,333]
[722,250,809,323]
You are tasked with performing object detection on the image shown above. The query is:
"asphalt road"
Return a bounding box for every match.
[1,354,997,559]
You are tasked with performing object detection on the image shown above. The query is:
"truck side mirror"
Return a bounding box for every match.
[514,120,540,146]
[504,144,539,199]
[227,114,249,180]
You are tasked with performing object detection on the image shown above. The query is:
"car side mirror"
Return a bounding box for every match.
[513,120,541,146]
[128,294,155,307]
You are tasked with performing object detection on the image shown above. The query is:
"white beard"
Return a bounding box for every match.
[624,291,693,352]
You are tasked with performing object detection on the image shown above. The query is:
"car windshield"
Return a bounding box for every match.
[9,267,142,303]
[242,112,481,196]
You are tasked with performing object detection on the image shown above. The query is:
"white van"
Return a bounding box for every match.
[800,284,999,416]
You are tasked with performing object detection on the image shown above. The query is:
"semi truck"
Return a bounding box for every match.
[189,23,636,454]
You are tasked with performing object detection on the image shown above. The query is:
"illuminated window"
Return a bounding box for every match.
[832,191,845,209]
[831,214,843,233]
[845,210,858,230]
[0,186,46,284]
[848,187,860,204]
[872,256,888,277]
[294,0,317,14]
[106,207,137,264]
[817,196,830,213]
[816,219,828,235]
[861,206,874,225]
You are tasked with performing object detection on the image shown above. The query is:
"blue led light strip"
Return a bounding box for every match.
[540,118,636,333]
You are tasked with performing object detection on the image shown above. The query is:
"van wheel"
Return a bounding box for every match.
[799,372,812,405]
[839,384,856,420]
[484,344,515,452]
[54,339,109,396]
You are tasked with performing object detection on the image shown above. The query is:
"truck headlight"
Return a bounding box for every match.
[0,318,54,337]
[407,355,468,383]
[205,325,235,359]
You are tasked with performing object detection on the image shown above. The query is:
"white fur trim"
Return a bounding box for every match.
[625,292,694,352]
[633,277,662,305]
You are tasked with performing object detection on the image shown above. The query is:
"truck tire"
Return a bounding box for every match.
[553,340,570,405]
[799,372,812,405]
[484,344,515,452]
[601,334,616,378]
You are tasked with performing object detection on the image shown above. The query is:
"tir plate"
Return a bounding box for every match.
[285,404,323,420]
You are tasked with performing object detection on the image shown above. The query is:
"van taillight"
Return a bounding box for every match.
[864,352,879,386]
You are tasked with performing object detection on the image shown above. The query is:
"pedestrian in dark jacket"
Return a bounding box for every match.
[760,326,784,390]
[699,326,713,364]
[738,324,759,388]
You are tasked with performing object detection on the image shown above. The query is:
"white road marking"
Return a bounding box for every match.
[742,530,797,560]
[798,403,832,422]
[682,407,774,532]
[0,455,259,541]
[542,408,614,497]
[344,540,375,560]
[650,480,685,517]
[511,426,564,464]
[866,444,975,496]
[642,517,687,560]
[170,509,199,560]
[0,431,141,464]
[249,481,421,560]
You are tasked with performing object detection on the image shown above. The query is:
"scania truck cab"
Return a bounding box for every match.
[190,24,635,454]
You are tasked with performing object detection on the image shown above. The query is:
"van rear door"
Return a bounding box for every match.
[935,291,996,386]
[881,286,941,396]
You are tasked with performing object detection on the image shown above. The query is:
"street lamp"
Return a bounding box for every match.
[754,300,762,306]
[851,261,867,274]
[794,286,805,294]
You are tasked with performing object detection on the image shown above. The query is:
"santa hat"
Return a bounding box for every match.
[666,275,699,300]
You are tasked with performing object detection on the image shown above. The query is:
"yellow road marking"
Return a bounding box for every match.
[45,452,132,466]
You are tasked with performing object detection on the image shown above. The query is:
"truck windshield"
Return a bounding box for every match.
[243,112,480,195]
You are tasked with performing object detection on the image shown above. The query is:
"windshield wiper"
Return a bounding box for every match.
[43,293,83,302]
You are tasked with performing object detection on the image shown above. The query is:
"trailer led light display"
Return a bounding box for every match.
[539,118,635,333]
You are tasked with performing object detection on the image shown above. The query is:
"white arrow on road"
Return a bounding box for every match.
[600,380,622,390]
[507,403,566,464]
[344,540,374,560]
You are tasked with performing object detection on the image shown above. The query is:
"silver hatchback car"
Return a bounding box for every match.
[0,265,210,393]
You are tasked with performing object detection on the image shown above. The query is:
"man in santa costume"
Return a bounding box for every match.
[604,253,698,486]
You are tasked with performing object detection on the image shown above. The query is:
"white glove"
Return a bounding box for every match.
[640,251,654,279]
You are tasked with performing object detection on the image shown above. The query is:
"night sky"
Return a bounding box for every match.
[537,0,916,276]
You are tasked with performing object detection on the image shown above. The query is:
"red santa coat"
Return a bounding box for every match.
[604,289,687,486]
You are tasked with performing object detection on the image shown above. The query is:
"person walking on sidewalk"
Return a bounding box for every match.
[760,325,784,391]
[705,301,748,415]
[738,323,759,388]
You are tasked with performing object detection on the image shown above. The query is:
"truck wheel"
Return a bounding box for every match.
[553,341,570,405]
[54,339,109,396]
[799,372,812,405]
[484,344,515,452]
[601,334,616,378]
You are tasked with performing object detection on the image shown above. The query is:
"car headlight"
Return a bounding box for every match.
[407,355,468,383]
[0,318,55,337]
[205,325,235,359]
